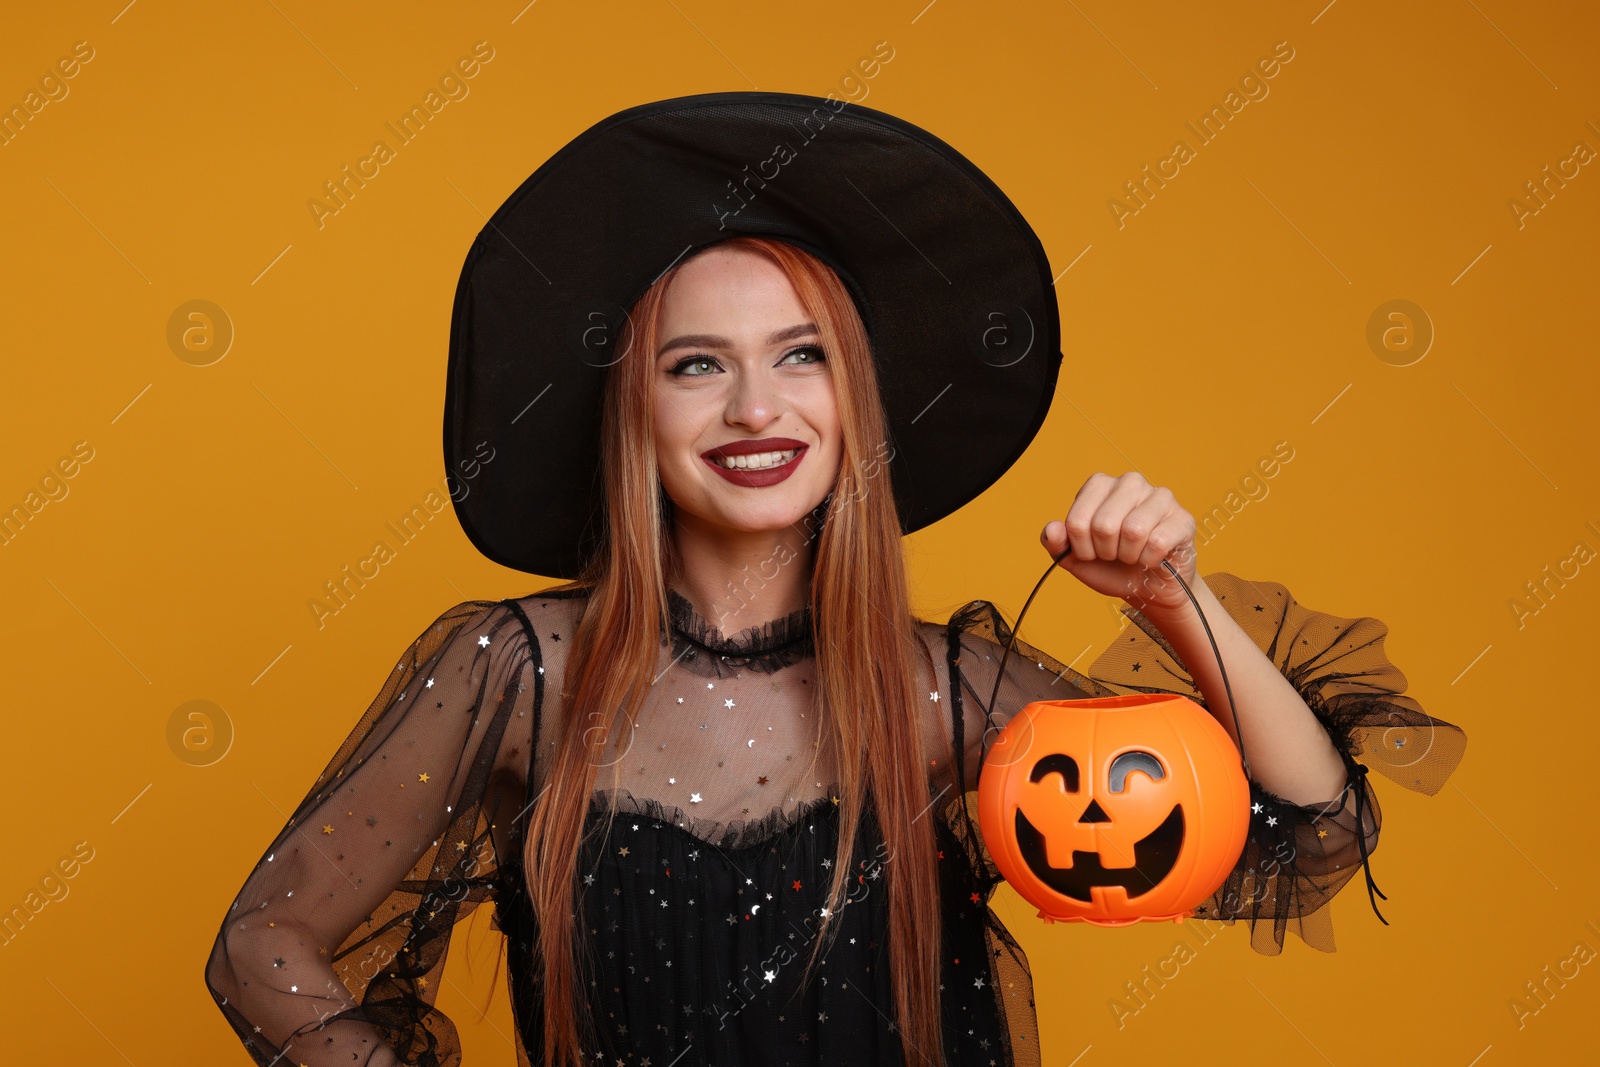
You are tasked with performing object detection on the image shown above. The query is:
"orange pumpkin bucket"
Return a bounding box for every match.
[976,692,1250,926]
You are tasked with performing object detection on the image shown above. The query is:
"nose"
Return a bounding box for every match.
[1078,799,1111,824]
[724,366,783,430]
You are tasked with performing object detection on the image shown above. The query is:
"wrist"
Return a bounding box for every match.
[1125,575,1214,631]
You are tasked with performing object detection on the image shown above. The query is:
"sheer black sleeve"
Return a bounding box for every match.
[932,571,1468,956]
[1081,571,1468,953]
[203,599,538,1065]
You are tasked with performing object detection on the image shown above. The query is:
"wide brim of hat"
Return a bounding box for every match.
[445,91,1061,578]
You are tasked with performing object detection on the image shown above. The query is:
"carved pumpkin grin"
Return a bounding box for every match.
[1014,803,1185,902]
[977,694,1251,926]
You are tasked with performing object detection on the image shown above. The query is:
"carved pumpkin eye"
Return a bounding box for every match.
[1107,750,1165,793]
[1027,753,1079,792]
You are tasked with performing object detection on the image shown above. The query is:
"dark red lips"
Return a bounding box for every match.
[701,438,808,487]
[700,436,807,462]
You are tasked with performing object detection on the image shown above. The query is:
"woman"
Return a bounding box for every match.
[204,93,1466,1067]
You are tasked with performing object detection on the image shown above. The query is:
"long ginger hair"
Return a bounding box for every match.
[521,236,944,1066]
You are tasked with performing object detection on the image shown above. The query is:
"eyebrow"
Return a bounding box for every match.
[656,322,819,357]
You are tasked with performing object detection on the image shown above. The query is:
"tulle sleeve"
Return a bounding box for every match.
[204,598,539,1065]
[1080,571,1468,953]
[932,571,1468,956]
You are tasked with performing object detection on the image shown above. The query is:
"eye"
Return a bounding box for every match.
[1028,753,1079,792]
[668,355,721,377]
[1107,751,1166,793]
[779,345,826,366]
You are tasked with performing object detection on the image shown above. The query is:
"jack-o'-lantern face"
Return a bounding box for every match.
[1013,749,1184,902]
[977,693,1251,926]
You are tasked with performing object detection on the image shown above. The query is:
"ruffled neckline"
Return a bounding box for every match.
[586,785,847,852]
[663,588,814,674]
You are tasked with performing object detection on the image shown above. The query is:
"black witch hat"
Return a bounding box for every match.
[445,91,1062,578]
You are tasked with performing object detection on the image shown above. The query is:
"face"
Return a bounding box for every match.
[651,245,842,540]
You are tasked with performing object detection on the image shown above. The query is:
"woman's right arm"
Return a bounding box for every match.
[203,599,539,1066]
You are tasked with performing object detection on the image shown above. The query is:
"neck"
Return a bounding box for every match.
[667,512,816,636]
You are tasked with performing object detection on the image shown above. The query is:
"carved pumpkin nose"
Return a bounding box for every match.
[1078,798,1112,824]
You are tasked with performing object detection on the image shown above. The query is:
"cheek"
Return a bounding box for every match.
[652,391,692,453]
[796,381,841,450]
[652,389,716,482]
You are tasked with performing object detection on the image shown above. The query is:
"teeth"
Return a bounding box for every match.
[718,448,798,471]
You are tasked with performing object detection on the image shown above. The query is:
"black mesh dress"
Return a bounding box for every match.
[204,571,1467,1065]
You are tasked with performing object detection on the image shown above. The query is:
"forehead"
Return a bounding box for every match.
[660,247,805,324]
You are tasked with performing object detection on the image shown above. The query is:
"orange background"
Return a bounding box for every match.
[2,1,1595,1063]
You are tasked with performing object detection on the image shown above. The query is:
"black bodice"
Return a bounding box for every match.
[496,787,1015,1066]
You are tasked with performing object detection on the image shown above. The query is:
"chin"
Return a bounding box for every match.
[720,504,816,533]
[701,492,821,532]
[665,463,833,533]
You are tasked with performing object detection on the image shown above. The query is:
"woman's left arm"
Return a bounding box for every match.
[1130,573,1348,805]
[1043,471,1469,953]
[1047,471,1341,805]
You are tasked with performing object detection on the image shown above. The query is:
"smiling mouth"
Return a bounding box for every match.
[1013,805,1185,902]
[700,444,808,487]
[709,448,802,471]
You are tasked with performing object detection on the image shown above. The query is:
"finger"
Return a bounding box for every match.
[1089,473,1149,562]
[1141,514,1198,577]
[1119,485,1174,567]
[1062,473,1119,562]
[1136,518,1186,573]
[1040,519,1070,559]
